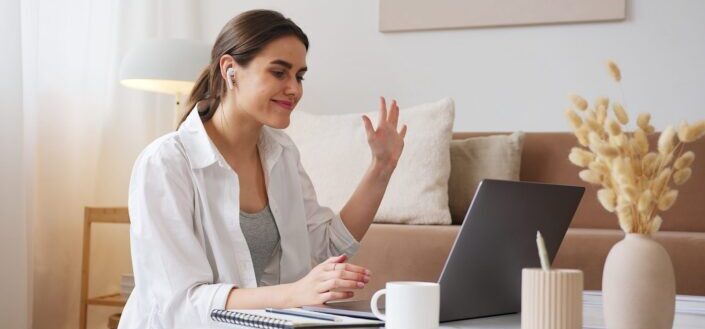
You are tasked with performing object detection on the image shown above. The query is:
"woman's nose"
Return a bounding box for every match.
[284,77,301,97]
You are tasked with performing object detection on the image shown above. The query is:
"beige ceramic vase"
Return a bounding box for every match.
[602,233,676,329]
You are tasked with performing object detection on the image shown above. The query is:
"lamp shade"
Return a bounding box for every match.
[119,39,211,95]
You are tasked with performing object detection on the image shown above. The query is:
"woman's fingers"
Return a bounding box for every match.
[399,124,407,139]
[378,97,388,126]
[329,262,371,275]
[369,97,404,135]
[388,99,399,128]
[361,115,374,137]
[319,291,354,303]
[321,254,346,265]
[317,278,365,293]
[320,268,370,283]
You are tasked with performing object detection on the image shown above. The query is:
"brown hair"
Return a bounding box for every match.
[179,10,309,126]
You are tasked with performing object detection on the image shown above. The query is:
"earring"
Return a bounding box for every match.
[226,67,235,90]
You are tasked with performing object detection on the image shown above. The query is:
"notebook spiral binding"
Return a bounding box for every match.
[211,309,294,329]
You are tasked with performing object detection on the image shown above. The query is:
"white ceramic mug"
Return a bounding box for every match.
[370,281,440,329]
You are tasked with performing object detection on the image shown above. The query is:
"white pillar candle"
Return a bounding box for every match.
[521,269,583,329]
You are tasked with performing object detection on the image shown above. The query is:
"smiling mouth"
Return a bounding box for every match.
[272,100,294,110]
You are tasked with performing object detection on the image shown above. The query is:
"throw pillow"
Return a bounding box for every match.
[448,132,525,224]
[285,98,455,225]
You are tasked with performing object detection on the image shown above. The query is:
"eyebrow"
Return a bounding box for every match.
[270,59,307,73]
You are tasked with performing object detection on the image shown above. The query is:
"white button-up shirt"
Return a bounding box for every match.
[118,108,360,329]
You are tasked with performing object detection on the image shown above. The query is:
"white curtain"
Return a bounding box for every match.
[20,0,202,328]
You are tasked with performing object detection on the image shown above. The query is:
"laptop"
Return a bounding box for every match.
[303,179,584,322]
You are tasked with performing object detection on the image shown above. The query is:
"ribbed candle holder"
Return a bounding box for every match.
[521,268,583,329]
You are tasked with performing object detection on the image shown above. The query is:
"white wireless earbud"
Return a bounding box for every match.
[226,67,235,90]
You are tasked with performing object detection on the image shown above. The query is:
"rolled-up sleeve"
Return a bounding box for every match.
[127,141,234,327]
[295,157,360,264]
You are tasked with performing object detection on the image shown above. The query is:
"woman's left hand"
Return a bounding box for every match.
[362,97,408,174]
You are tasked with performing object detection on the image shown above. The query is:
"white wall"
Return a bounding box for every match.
[198,0,705,132]
[0,0,30,327]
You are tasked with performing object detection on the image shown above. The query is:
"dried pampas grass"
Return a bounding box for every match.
[607,119,622,136]
[597,188,617,212]
[570,94,589,111]
[565,61,705,234]
[674,151,695,170]
[677,120,705,143]
[633,129,649,155]
[613,103,629,125]
[569,147,595,167]
[608,60,622,82]
[657,190,679,211]
[565,109,583,129]
[673,168,692,185]
[637,190,653,214]
[579,169,602,185]
[650,215,663,233]
[658,126,676,155]
[637,113,651,131]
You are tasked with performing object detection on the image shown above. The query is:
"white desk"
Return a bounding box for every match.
[207,291,705,329]
[444,291,705,329]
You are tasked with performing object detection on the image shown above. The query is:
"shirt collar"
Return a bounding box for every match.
[177,105,293,171]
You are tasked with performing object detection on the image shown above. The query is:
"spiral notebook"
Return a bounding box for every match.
[210,308,383,328]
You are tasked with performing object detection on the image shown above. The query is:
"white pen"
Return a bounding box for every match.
[265,308,341,322]
[536,230,551,271]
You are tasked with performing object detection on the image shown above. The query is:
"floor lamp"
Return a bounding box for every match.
[119,38,210,128]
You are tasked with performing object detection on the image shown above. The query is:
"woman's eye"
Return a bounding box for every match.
[272,71,285,78]
[297,76,305,82]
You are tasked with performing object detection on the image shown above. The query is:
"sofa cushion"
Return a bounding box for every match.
[448,132,524,224]
[286,98,454,225]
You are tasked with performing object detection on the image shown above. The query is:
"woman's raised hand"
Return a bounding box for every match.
[362,97,408,174]
[287,255,371,306]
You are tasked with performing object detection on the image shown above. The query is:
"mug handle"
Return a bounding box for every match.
[370,288,387,321]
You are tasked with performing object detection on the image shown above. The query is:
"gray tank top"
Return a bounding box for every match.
[239,205,281,286]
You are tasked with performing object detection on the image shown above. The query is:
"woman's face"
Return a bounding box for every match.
[227,35,307,129]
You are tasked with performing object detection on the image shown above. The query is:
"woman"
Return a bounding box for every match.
[119,9,407,328]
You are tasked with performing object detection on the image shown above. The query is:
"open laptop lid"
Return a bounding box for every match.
[438,179,584,322]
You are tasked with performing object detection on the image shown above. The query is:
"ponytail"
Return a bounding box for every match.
[178,64,222,128]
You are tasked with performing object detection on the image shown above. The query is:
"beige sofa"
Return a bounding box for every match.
[351,132,705,299]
